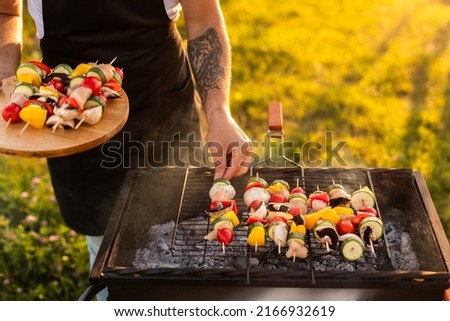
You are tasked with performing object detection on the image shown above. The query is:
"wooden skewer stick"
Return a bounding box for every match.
[369,235,375,254]
[296,178,299,188]
[222,242,226,254]
[255,241,258,253]
[75,116,86,130]
[109,56,118,65]
[18,121,30,135]
[4,118,11,130]
[278,241,281,254]
[325,240,330,253]
[293,252,296,263]
[52,122,60,133]
[316,184,320,191]
[332,177,335,184]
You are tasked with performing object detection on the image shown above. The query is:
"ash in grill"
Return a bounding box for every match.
[132,216,418,272]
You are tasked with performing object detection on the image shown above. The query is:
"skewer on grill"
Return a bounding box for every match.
[204,179,239,250]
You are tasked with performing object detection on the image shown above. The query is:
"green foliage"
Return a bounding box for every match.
[0,156,90,300]
[223,0,450,240]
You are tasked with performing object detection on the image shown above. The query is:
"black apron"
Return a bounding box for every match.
[39,0,202,235]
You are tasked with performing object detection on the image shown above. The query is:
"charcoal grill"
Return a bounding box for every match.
[86,166,450,300]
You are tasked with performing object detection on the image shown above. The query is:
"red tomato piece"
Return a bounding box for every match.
[244,181,266,191]
[270,193,287,203]
[351,213,373,228]
[47,78,65,93]
[81,76,103,95]
[336,219,356,235]
[310,191,330,204]
[289,206,302,216]
[2,102,21,123]
[217,228,234,245]
[291,187,305,194]
[246,216,268,226]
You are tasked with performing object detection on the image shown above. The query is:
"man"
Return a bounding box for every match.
[0,0,251,299]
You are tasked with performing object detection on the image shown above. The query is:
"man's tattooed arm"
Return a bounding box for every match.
[188,28,226,104]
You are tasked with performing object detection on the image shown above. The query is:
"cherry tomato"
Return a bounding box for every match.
[336,219,356,235]
[309,191,330,204]
[291,187,305,194]
[244,181,266,191]
[217,228,234,245]
[2,102,21,123]
[270,193,287,203]
[47,78,65,93]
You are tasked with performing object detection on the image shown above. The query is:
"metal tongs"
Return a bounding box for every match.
[250,102,303,176]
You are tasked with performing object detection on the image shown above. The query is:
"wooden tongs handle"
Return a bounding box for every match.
[268,101,283,131]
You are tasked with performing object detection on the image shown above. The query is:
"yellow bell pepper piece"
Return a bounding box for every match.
[247,223,266,247]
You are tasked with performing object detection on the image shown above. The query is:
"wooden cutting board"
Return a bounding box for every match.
[0,76,129,158]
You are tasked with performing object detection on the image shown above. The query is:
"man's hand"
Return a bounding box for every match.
[206,109,252,180]
[0,0,22,81]
[182,0,252,180]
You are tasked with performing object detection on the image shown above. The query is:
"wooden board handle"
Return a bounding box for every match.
[268,101,283,131]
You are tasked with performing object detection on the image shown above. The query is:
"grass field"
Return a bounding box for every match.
[222,0,450,237]
[1,0,449,300]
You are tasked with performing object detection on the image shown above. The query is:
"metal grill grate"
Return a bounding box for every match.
[168,167,393,277]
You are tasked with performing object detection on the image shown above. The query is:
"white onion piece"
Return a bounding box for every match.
[289,198,308,215]
[209,184,236,201]
[311,199,328,212]
[248,203,268,220]
[330,189,350,199]
[243,187,271,207]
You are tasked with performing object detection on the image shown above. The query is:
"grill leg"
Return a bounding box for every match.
[78,284,107,301]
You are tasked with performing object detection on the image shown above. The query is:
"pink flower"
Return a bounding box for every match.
[3,278,10,286]
[69,230,77,237]
[49,235,59,242]
[48,195,56,202]
[20,191,29,198]
[25,214,37,223]
[41,220,48,226]
[31,177,42,186]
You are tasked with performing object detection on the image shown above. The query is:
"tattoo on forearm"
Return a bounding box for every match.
[188,28,225,104]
